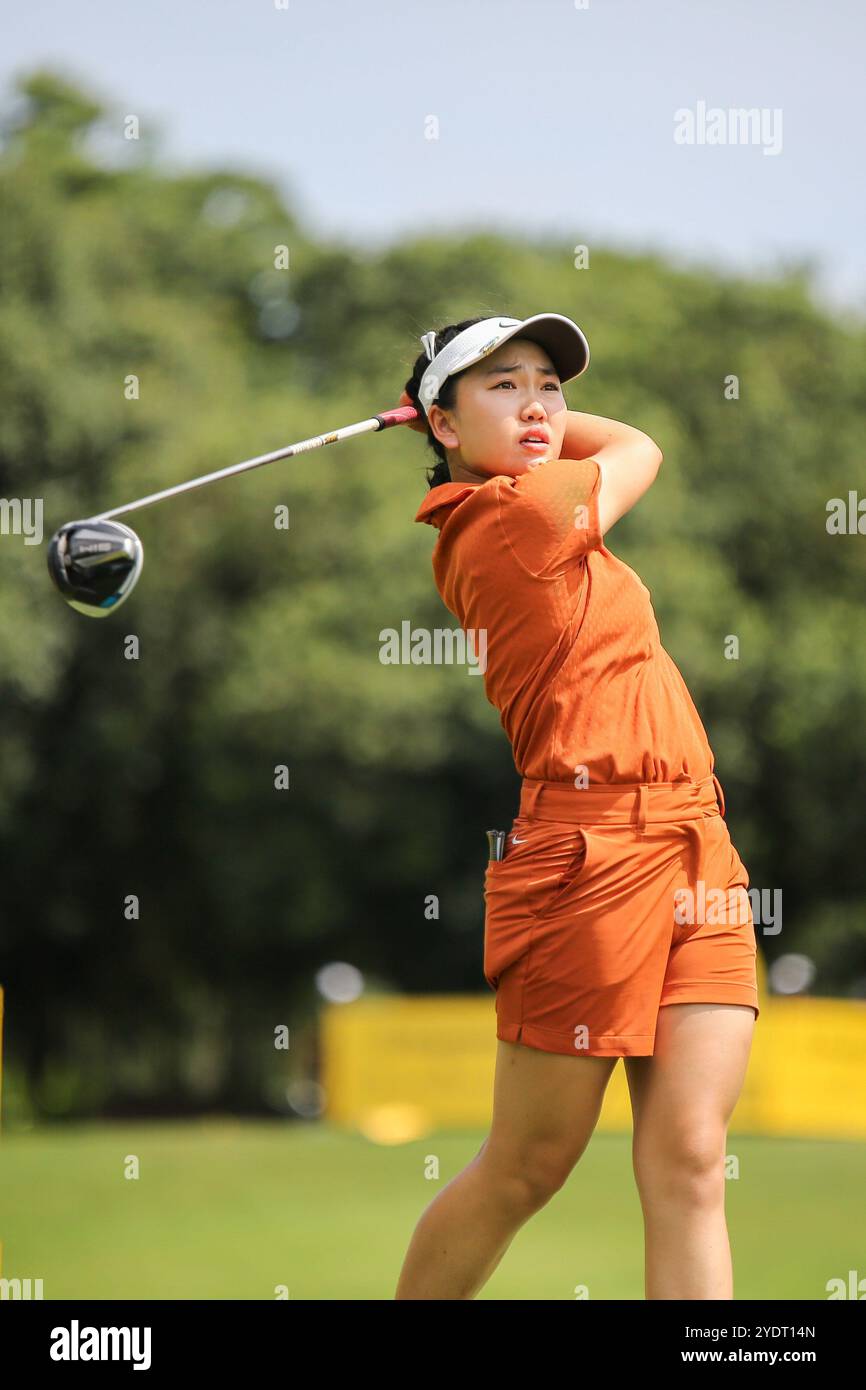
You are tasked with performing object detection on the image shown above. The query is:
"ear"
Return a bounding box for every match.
[427,403,459,451]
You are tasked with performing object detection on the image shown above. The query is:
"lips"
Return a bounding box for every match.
[518,429,550,445]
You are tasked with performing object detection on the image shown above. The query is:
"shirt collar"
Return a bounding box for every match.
[414,481,482,529]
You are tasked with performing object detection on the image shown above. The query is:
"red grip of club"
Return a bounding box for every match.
[375,405,420,429]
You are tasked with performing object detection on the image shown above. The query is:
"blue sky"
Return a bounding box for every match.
[3,0,863,317]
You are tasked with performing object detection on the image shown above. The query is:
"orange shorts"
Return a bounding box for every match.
[483,774,759,1057]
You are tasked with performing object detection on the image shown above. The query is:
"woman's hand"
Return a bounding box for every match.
[397,389,430,434]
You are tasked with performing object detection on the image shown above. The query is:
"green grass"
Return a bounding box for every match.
[0,1120,862,1299]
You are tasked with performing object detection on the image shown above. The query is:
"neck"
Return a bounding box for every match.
[447,456,489,486]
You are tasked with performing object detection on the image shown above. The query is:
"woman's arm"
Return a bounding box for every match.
[560,410,662,537]
[561,409,659,463]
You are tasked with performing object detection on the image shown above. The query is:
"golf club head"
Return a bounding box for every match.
[47,518,144,618]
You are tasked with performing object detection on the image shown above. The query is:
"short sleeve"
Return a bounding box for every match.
[498,456,603,578]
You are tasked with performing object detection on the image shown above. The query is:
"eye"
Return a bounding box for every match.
[491,379,560,390]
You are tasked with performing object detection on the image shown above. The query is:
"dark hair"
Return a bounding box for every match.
[403,316,490,489]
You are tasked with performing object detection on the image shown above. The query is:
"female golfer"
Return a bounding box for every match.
[394,312,759,1301]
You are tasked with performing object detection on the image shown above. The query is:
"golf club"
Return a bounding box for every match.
[46,404,419,617]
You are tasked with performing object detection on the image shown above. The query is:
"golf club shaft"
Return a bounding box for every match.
[92,405,419,522]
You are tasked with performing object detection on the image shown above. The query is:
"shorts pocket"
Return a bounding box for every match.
[482,823,597,990]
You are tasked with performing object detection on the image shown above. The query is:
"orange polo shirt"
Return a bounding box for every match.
[413,455,715,785]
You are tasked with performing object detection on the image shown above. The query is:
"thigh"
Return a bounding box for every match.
[484,1039,618,1185]
[625,1002,756,1146]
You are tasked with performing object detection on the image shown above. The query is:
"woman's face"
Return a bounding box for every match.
[427,337,567,483]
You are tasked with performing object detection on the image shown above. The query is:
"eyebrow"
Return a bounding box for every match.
[484,362,559,376]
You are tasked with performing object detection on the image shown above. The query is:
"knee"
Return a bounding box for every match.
[633,1126,726,1203]
[481,1137,582,1210]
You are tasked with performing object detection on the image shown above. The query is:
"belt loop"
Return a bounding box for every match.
[712,773,726,818]
[636,784,648,832]
[522,780,541,818]
[685,821,705,889]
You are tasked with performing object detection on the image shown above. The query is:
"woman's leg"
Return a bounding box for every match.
[624,1002,757,1300]
[395,1039,617,1299]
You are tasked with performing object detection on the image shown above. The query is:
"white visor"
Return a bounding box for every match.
[417,312,590,416]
